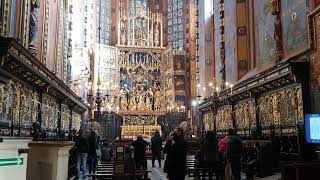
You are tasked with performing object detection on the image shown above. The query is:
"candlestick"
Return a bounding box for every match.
[91,110,94,119]
[230,84,234,95]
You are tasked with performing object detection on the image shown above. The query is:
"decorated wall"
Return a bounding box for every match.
[224,0,237,83]
[254,0,276,67]
[214,0,222,81]
[94,44,117,110]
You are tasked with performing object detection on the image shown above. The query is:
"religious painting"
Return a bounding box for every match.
[234,99,256,130]
[61,104,71,131]
[282,0,310,56]
[72,112,81,131]
[215,105,233,131]
[174,75,185,91]
[175,96,185,107]
[224,0,237,82]
[254,0,276,67]
[309,10,320,113]
[174,56,185,71]
[281,0,308,55]
[204,112,214,131]
[42,94,59,130]
[258,86,304,134]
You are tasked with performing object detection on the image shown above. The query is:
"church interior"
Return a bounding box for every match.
[1,0,320,179]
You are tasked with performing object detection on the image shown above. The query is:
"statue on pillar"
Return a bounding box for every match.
[154,87,161,111]
[29,0,40,50]
[154,23,160,47]
[121,26,127,45]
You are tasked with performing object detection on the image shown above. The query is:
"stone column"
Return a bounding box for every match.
[147,10,150,46]
[160,15,163,47]
[132,18,135,46]
[0,138,32,180]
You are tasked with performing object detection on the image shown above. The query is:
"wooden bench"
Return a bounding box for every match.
[188,167,225,180]
[186,156,225,180]
[112,170,151,180]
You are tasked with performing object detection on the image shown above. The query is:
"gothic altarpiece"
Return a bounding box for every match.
[117,5,174,138]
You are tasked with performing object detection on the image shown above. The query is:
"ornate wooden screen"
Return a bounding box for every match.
[258,86,304,135]
[215,105,233,132]
[204,112,214,131]
[234,98,256,136]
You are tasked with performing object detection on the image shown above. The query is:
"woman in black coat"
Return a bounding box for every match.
[163,132,174,174]
[166,128,187,180]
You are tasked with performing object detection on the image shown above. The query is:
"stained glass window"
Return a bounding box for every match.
[96,0,111,45]
[168,0,184,50]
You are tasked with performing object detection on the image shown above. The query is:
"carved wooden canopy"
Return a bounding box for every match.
[0,38,88,113]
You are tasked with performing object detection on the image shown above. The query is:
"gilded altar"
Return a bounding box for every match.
[116,6,174,138]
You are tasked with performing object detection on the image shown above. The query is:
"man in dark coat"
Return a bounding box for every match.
[75,129,89,178]
[226,128,243,180]
[167,128,187,180]
[132,135,149,169]
[88,131,99,174]
[151,130,162,168]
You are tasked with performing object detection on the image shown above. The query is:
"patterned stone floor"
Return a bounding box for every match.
[147,160,281,180]
[80,158,282,180]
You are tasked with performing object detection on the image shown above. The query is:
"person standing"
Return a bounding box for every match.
[226,129,243,180]
[218,135,228,159]
[199,131,220,168]
[75,129,89,178]
[163,132,175,174]
[132,135,149,169]
[88,131,98,175]
[151,130,162,168]
[101,142,113,162]
[167,128,187,180]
